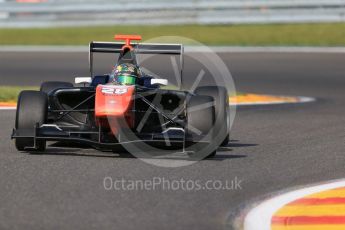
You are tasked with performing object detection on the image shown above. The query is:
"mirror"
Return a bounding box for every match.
[151,79,168,86]
[75,77,92,84]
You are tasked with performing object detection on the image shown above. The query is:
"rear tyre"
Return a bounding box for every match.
[195,86,230,148]
[186,95,215,159]
[15,91,48,152]
[40,81,73,94]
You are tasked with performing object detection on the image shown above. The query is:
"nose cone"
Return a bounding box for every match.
[95,85,135,117]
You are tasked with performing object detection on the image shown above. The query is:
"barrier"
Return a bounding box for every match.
[1,0,345,27]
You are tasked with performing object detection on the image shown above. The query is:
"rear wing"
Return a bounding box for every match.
[89,41,184,87]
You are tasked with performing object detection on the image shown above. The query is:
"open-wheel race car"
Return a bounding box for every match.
[11,35,230,159]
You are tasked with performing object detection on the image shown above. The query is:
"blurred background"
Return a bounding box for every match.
[1,0,345,27]
[0,0,345,46]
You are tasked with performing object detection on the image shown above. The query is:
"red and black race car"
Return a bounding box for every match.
[11,35,230,159]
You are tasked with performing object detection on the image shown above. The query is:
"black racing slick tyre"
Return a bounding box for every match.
[40,81,73,94]
[186,95,215,159]
[187,95,215,135]
[195,86,230,147]
[15,91,48,152]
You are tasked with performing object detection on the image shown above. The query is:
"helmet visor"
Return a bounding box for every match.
[116,75,137,85]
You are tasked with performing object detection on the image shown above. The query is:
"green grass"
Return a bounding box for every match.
[0,86,38,103]
[1,23,345,46]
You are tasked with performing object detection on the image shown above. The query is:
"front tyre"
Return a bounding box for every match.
[195,86,230,147]
[15,91,48,152]
[40,81,73,94]
[186,95,216,159]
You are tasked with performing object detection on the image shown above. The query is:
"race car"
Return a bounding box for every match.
[11,35,230,159]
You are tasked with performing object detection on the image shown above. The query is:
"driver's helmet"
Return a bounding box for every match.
[111,63,140,85]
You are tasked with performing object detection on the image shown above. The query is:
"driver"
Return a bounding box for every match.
[111,63,141,85]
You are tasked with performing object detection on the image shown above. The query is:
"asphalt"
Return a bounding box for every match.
[0,51,345,230]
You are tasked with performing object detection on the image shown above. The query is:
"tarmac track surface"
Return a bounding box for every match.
[0,51,344,230]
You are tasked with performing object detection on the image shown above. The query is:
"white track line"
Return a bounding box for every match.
[208,46,345,53]
[0,107,16,110]
[243,179,345,230]
[0,46,87,52]
[1,46,345,53]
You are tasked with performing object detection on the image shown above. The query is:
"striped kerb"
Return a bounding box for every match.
[272,187,345,230]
